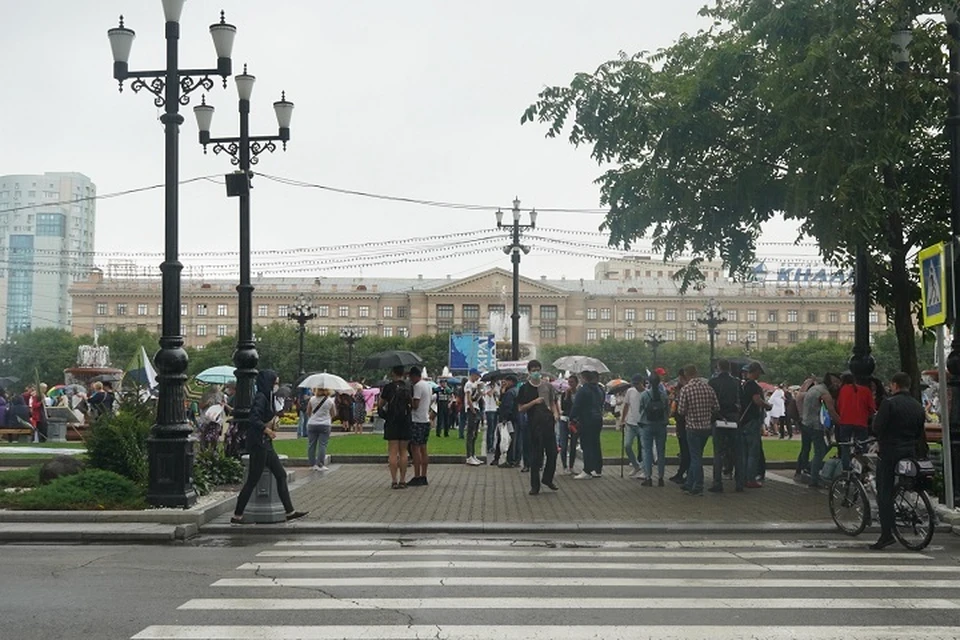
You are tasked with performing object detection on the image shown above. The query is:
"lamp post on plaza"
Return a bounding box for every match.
[697,298,726,374]
[107,1,236,507]
[287,296,316,378]
[192,64,293,456]
[340,325,363,380]
[495,198,537,361]
[644,329,665,367]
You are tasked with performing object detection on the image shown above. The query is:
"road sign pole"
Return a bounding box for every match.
[941,326,956,511]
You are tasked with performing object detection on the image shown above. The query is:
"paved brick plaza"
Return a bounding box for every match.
[290,464,830,525]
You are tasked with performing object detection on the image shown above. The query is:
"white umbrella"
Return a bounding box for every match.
[552,355,610,374]
[298,372,352,392]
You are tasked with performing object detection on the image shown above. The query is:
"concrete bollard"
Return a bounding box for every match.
[240,453,291,524]
[46,421,68,443]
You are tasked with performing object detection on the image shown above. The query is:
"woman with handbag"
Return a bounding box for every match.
[307,387,336,471]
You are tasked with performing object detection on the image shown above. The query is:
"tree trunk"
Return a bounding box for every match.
[890,256,921,398]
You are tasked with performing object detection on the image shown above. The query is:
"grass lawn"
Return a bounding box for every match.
[0,466,41,488]
[273,429,804,462]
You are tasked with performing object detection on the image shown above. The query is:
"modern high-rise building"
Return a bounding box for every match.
[0,172,96,337]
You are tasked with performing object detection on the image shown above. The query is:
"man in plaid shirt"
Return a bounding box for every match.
[678,364,720,496]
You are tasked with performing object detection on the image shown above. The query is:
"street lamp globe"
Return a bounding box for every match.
[235,65,256,101]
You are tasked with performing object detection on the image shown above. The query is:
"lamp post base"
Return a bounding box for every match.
[146,432,198,508]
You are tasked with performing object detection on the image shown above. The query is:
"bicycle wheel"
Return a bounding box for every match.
[892,485,935,551]
[829,474,869,536]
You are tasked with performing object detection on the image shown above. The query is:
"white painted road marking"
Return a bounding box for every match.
[212,577,960,588]
[256,548,931,560]
[271,538,939,550]
[132,625,960,639]
[177,597,960,610]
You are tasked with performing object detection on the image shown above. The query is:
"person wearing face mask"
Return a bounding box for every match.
[231,370,308,525]
[517,360,561,495]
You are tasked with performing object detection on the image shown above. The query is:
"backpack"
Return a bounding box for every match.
[644,389,666,423]
[380,381,411,424]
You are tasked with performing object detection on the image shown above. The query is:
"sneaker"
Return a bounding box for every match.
[574,472,592,480]
[466,458,481,466]
[668,474,685,484]
[629,468,643,479]
[640,479,653,487]
[520,466,530,473]
[708,484,723,493]
[657,478,665,487]
[311,465,322,471]
[591,471,603,478]
[869,536,896,551]
[317,465,330,472]
[745,481,763,489]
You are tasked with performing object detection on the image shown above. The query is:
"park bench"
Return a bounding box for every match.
[0,427,34,443]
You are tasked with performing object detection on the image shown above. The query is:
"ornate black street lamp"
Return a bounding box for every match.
[339,326,363,380]
[192,64,293,458]
[108,1,236,507]
[644,329,665,367]
[495,198,536,361]
[697,298,727,373]
[287,296,316,377]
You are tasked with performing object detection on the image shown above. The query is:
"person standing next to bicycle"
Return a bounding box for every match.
[871,372,927,551]
[836,372,876,471]
[799,373,841,489]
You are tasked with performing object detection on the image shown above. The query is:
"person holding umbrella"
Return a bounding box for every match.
[232,370,308,525]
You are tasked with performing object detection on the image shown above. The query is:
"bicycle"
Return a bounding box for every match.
[827,437,937,550]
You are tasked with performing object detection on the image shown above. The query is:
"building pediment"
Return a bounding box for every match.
[425,268,565,296]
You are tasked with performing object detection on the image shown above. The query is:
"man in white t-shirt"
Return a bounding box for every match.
[618,374,645,479]
[463,369,484,465]
[408,367,434,486]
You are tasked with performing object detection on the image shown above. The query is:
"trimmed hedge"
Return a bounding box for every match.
[0,469,145,510]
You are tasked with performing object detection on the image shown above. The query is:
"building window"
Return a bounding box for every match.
[257,304,268,317]
[116,303,127,316]
[383,306,394,318]
[624,308,636,321]
[600,308,612,320]
[685,309,697,322]
[847,311,856,323]
[382,326,393,338]
[828,311,840,324]
[767,310,778,323]
[808,331,818,341]
[137,303,148,316]
[359,305,370,318]
[665,309,677,321]
[398,327,409,337]
[787,310,798,323]
[157,304,163,316]
[599,328,612,339]
[727,330,738,343]
[869,311,880,324]
[317,305,329,317]
[828,330,839,341]
[686,329,697,341]
[96,303,107,316]
[645,309,656,321]
[586,328,598,341]
[488,304,505,318]
[788,331,799,343]
[398,306,408,318]
[339,305,350,318]
[807,311,818,323]
[318,326,329,336]
[624,328,636,340]
[520,305,532,319]
[181,304,187,316]
[586,308,598,320]
[278,305,289,317]
[462,304,480,332]
[541,305,558,339]
[726,309,738,322]
[436,304,454,332]
[746,310,758,323]
[767,331,778,344]
[196,345,205,351]
[217,304,228,316]
[664,329,677,341]
[196,304,208,316]
[196,325,207,337]
[217,325,227,337]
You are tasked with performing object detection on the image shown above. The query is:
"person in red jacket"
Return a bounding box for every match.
[836,372,876,470]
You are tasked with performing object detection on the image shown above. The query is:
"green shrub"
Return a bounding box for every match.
[0,469,145,510]
[193,447,244,496]
[86,405,152,486]
[0,466,41,488]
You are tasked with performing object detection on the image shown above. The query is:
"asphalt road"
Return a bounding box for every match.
[2,533,960,639]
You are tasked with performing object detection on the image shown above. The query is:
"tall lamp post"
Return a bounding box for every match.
[697,298,727,374]
[644,329,665,367]
[340,326,363,380]
[192,64,293,456]
[107,2,236,508]
[495,198,536,360]
[287,296,316,377]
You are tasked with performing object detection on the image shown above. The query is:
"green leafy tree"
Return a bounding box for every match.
[522,0,951,394]
[0,328,82,388]
[88,328,161,370]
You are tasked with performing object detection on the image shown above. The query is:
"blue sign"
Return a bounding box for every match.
[449,333,497,373]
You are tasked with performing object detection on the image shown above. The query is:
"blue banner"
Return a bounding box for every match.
[449,333,497,373]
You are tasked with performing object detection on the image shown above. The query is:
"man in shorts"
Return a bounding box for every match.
[408,366,433,486]
[378,365,412,489]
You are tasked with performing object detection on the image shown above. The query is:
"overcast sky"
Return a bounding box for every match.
[0,1,812,281]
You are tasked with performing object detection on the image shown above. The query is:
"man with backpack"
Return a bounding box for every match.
[378,365,412,489]
[619,374,648,479]
[637,372,669,486]
[709,359,744,492]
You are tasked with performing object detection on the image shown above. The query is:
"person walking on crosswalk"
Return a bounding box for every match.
[517,360,561,494]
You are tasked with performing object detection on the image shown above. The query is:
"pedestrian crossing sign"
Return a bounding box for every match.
[919,242,950,327]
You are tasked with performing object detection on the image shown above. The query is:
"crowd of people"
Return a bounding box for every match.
[0,380,116,442]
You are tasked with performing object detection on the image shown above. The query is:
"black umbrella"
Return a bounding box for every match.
[480,370,507,382]
[275,384,293,398]
[0,376,19,388]
[362,350,424,370]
